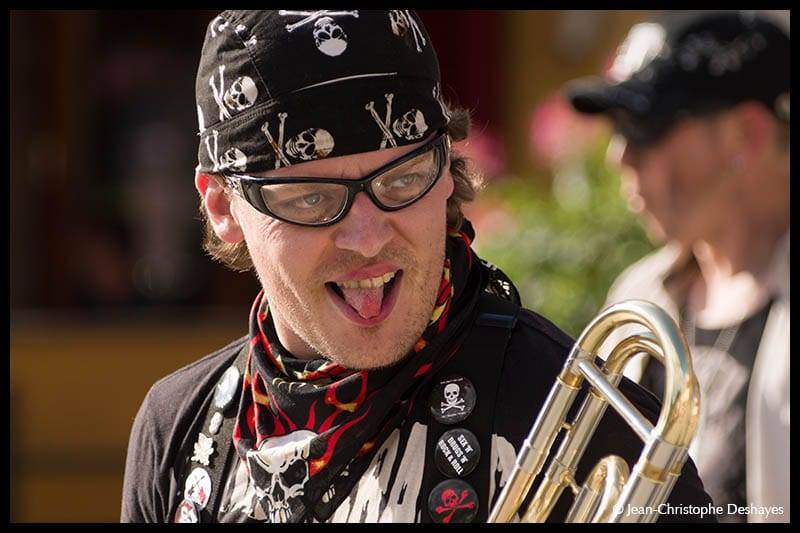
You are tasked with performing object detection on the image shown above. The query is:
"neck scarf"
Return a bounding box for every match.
[232,223,491,523]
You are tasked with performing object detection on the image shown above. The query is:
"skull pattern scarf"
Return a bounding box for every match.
[232,223,489,523]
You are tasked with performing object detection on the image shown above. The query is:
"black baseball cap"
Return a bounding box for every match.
[566,11,790,146]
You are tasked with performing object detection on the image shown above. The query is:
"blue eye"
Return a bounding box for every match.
[384,174,419,190]
[293,193,323,208]
[261,182,349,224]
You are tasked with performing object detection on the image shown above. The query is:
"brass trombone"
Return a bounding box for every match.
[487,300,701,523]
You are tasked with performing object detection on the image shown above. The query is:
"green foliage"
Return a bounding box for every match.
[473,138,654,338]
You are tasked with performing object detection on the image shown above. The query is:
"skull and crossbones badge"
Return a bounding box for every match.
[429,375,476,424]
[428,479,479,523]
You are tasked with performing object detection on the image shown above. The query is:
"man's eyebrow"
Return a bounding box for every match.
[245,169,327,179]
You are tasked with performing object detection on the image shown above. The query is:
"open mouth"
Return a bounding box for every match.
[325,270,403,326]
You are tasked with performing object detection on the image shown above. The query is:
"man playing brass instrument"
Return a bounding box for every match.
[121,10,715,523]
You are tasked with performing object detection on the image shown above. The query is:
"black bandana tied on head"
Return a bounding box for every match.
[232,223,501,523]
[195,10,451,174]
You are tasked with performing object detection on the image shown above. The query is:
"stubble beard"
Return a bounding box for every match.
[260,242,446,370]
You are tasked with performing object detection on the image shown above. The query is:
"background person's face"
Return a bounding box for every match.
[230,140,454,370]
[611,115,738,246]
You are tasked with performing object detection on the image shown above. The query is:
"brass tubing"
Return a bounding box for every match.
[521,337,664,522]
[522,377,615,521]
[591,456,630,523]
[577,359,654,442]
[487,376,581,522]
[487,300,700,523]
[565,455,629,522]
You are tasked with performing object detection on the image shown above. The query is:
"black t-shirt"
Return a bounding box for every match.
[121,305,716,523]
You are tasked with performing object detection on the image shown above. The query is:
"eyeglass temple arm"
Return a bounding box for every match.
[223,174,246,196]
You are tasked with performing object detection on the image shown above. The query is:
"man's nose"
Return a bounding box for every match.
[333,192,394,258]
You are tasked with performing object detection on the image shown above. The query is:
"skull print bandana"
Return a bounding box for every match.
[232,222,493,523]
[195,10,450,175]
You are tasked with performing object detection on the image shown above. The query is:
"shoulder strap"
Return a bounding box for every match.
[421,291,520,523]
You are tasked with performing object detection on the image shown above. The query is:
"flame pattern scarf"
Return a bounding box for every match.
[232,225,486,523]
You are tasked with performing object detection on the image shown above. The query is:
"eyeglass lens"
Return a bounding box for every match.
[258,144,441,225]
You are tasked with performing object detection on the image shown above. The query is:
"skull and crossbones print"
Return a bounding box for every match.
[204,129,248,173]
[261,113,336,169]
[387,10,426,53]
[286,128,336,161]
[365,93,429,150]
[278,10,359,57]
[441,383,465,414]
[435,488,475,523]
[209,65,259,122]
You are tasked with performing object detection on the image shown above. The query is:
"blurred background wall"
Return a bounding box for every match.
[9,10,665,522]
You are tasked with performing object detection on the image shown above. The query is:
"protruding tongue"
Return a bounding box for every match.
[340,286,384,319]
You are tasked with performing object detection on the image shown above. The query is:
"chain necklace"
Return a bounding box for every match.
[683,314,741,359]
[681,310,743,390]
[681,305,748,466]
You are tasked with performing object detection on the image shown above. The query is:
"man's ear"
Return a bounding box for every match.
[195,172,245,243]
[730,101,775,165]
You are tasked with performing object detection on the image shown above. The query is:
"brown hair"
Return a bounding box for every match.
[198,106,485,272]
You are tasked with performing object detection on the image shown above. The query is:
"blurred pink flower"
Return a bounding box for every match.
[463,197,517,244]
[528,91,606,169]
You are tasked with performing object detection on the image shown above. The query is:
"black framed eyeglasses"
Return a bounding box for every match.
[223,131,450,227]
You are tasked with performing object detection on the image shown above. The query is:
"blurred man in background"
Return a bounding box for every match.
[566,10,789,523]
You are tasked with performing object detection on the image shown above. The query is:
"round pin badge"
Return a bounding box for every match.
[214,366,241,412]
[434,428,481,478]
[429,375,476,425]
[184,467,213,510]
[428,478,479,523]
[173,498,200,523]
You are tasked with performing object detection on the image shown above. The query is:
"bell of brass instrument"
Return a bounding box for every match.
[487,300,701,523]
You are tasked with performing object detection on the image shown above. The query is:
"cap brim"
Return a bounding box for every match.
[565,77,624,115]
[566,75,663,119]
[566,77,680,146]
